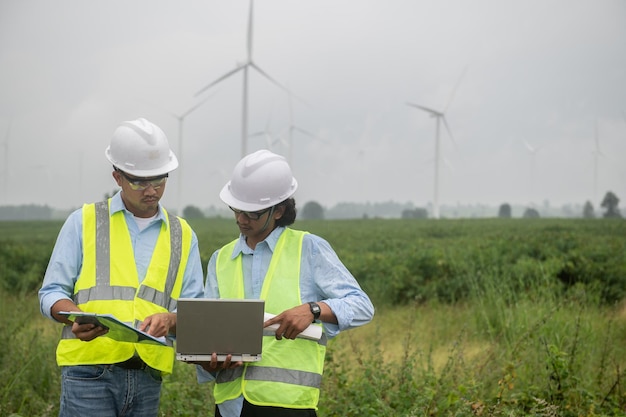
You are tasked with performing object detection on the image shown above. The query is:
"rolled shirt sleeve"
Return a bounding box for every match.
[301,233,375,338]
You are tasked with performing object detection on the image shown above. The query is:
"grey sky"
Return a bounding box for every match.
[1,0,625,213]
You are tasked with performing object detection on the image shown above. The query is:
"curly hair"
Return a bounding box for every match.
[275,198,297,227]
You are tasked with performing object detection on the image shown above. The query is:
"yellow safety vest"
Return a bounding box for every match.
[213,228,326,409]
[56,200,192,374]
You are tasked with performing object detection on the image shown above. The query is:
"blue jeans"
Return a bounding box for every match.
[60,365,162,417]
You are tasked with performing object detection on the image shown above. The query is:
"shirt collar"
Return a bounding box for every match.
[230,226,285,259]
[109,191,168,225]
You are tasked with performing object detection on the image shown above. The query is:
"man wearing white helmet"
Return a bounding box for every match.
[39,118,205,416]
[197,149,375,417]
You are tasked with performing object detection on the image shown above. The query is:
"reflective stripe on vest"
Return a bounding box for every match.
[56,200,190,374]
[216,366,322,388]
[213,229,325,409]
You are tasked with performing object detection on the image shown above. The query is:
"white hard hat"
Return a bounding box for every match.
[220,149,298,211]
[105,118,178,177]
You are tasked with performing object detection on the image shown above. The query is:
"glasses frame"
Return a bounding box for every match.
[229,206,271,220]
[116,169,168,191]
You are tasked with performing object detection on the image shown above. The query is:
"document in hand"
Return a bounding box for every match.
[263,312,323,341]
[58,311,167,346]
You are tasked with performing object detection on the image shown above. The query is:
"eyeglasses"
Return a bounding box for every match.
[116,169,168,191]
[229,206,271,220]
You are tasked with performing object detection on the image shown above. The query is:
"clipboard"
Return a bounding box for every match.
[58,311,167,346]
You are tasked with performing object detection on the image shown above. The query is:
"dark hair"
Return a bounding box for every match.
[275,198,296,227]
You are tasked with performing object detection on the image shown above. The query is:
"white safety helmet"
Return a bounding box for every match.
[220,149,298,211]
[105,118,178,177]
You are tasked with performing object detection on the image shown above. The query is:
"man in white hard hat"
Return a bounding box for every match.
[38,118,205,416]
[197,149,375,417]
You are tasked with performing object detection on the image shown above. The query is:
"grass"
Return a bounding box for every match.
[4,289,625,416]
[319,297,626,416]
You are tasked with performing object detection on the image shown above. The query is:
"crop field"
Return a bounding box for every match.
[1,217,626,416]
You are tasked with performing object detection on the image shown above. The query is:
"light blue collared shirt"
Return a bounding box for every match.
[198,226,375,416]
[38,191,205,320]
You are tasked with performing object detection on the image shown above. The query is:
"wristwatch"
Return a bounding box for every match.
[308,301,321,322]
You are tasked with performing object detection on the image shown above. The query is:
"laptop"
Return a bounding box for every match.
[175,298,265,362]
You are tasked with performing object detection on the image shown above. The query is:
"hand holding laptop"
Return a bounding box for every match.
[191,352,244,373]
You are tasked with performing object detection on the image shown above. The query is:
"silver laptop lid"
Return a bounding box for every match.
[175,298,264,362]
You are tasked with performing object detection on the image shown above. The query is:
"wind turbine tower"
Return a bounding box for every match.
[249,108,276,151]
[592,120,604,202]
[169,95,214,216]
[195,0,292,158]
[523,139,541,203]
[2,120,10,205]
[280,91,316,168]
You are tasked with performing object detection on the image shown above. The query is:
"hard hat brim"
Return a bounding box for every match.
[105,148,179,177]
[219,179,297,212]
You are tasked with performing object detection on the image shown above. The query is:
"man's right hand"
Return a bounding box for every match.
[72,321,109,342]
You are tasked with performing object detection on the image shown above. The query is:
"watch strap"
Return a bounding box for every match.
[308,301,321,322]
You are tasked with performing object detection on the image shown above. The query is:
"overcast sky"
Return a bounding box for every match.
[1,0,625,213]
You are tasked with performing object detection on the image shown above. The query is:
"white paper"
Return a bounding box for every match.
[263,312,322,341]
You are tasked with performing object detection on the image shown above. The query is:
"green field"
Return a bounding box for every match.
[1,218,626,416]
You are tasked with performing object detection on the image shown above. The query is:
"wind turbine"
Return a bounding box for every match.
[406,103,455,219]
[591,120,604,202]
[2,120,10,204]
[194,0,292,158]
[249,108,276,150]
[277,91,319,167]
[168,95,214,216]
[523,139,541,203]
[406,68,466,219]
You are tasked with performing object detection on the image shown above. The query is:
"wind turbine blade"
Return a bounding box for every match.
[247,0,254,61]
[180,92,217,118]
[293,126,314,138]
[249,63,290,93]
[250,63,309,105]
[594,119,605,156]
[194,66,245,97]
[406,102,442,116]
[523,140,535,153]
[443,64,469,112]
[272,133,287,147]
[443,157,455,173]
[441,116,457,148]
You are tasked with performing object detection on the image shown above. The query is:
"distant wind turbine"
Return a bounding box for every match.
[194,0,292,157]
[591,120,604,201]
[249,109,276,150]
[407,66,467,219]
[277,91,319,167]
[169,95,214,215]
[2,120,10,204]
[523,138,542,202]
